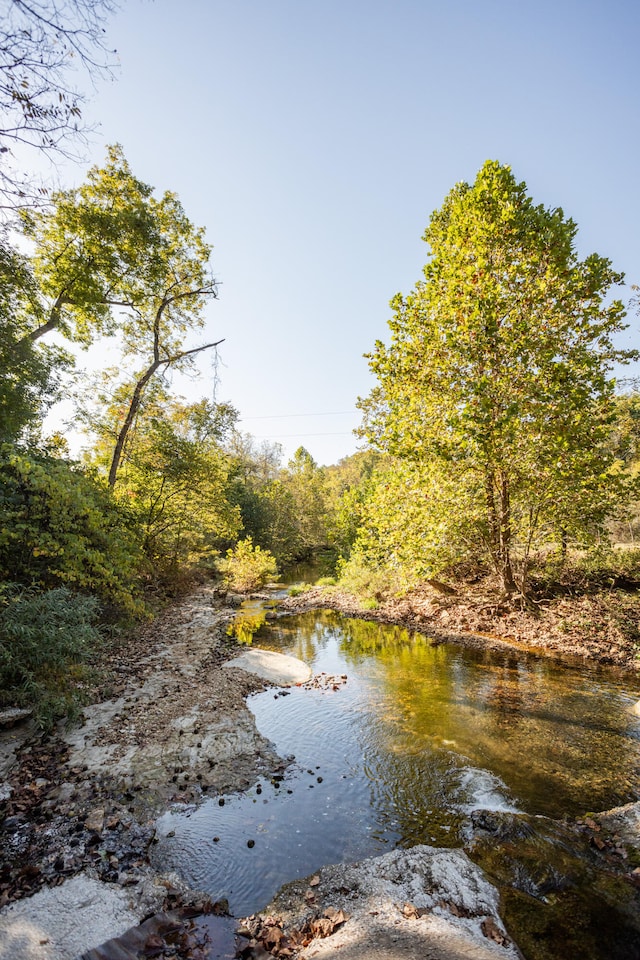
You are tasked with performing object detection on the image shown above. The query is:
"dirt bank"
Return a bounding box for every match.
[281,582,640,670]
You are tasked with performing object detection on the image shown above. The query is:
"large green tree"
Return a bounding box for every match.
[21,145,221,485]
[85,389,241,573]
[359,161,636,594]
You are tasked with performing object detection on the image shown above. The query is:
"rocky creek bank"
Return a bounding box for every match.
[1,586,639,959]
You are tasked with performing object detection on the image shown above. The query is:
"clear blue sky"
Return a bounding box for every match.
[56,0,640,465]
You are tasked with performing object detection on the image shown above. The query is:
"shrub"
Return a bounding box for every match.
[0,585,102,729]
[337,550,403,603]
[218,537,278,592]
[288,582,313,597]
[0,445,144,614]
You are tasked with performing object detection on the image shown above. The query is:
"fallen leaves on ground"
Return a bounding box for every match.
[237,908,348,958]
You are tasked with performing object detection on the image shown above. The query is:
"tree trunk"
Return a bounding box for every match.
[498,473,517,593]
[485,469,517,594]
[107,337,224,488]
[20,292,67,343]
[108,361,160,487]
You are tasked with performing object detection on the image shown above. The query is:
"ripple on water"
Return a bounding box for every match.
[153,610,640,918]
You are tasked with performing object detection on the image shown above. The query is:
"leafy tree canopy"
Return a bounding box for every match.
[0,241,69,440]
[359,160,636,593]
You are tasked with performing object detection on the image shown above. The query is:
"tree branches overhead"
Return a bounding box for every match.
[0,0,118,209]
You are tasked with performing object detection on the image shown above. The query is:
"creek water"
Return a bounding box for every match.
[155,605,640,956]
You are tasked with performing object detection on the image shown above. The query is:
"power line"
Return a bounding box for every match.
[253,431,355,439]
[239,410,356,421]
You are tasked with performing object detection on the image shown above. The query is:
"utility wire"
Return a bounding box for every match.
[253,431,355,438]
[239,410,356,421]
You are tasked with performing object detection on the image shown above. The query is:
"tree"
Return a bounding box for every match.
[324,450,384,560]
[21,145,222,485]
[359,160,636,594]
[85,390,241,573]
[0,0,117,209]
[0,240,69,439]
[0,445,143,611]
[281,447,329,557]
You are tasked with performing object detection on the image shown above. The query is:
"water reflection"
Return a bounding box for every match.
[226,599,277,644]
[157,608,640,923]
[261,611,640,819]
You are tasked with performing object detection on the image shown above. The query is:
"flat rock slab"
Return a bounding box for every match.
[0,874,167,960]
[223,648,312,685]
[268,845,521,960]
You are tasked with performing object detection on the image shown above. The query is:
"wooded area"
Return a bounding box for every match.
[1,0,640,728]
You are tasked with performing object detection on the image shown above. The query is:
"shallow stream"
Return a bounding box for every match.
[155,605,640,956]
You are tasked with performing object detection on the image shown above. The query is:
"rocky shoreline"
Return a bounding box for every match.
[0,585,639,959]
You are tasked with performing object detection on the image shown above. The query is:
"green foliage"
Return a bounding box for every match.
[0,445,143,613]
[227,440,332,566]
[609,393,640,470]
[287,583,314,597]
[359,160,636,593]
[336,546,404,603]
[219,537,278,592]
[0,242,69,441]
[21,145,220,486]
[537,545,640,587]
[361,598,380,611]
[85,390,241,577]
[315,576,337,586]
[0,585,102,729]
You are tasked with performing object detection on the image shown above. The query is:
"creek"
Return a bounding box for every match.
[155,602,640,959]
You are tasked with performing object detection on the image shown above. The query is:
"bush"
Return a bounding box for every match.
[218,537,278,592]
[337,550,403,603]
[0,445,144,614]
[0,586,102,729]
[288,582,313,597]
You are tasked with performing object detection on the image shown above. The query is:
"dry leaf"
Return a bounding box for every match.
[402,903,420,919]
[324,908,347,926]
[481,917,510,947]
[310,918,334,939]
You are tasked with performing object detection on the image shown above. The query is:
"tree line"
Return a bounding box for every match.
[2,0,640,723]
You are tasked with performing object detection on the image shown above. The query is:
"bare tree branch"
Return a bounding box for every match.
[0,0,119,212]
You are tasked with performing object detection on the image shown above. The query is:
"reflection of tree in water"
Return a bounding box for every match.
[263,611,640,817]
[260,610,336,664]
[337,616,640,817]
[337,617,422,656]
[227,611,267,644]
[482,655,527,727]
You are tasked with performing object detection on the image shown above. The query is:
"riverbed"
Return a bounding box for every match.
[153,605,640,957]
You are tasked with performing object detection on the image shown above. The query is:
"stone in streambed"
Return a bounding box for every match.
[222,649,311,685]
